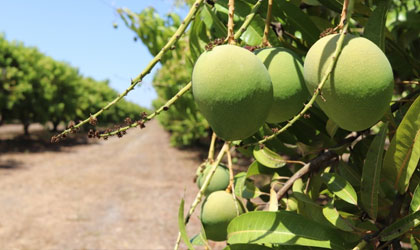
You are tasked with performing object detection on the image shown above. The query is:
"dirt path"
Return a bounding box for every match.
[0,121,205,249]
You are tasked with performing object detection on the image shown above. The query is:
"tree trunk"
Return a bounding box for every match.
[23,122,30,136]
[52,121,59,132]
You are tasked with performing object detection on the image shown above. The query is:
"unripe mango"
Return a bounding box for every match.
[304,34,394,131]
[192,45,273,141]
[201,190,244,241]
[255,48,308,123]
[197,163,230,196]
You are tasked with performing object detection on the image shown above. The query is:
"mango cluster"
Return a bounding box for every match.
[191,35,394,242]
[192,36,393,140]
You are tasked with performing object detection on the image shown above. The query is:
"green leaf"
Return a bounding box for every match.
[234,172,262,199]
[178,198,195,250]
[411,234,420,250]
[227,211,355,249]
[190,221,210,248]
[321,173,358,205]
[224,244,274,250]
[201,4,227,38]
[383,96,420,194]
[189,10,210,62]
[322,203,354,232]
[363,0,391,51]
[411,184,420,213]
[361,124,388,220]
[240,19,263,46]
[272,1,320,45]
[190,234,204,246]
[269,187,279,212]
[253,146,287,168]
[379,210,420,241]
[246,160,276,178]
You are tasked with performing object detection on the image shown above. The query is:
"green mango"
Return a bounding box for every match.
[192,45,273,140]
[304,34,394,131]
[255,47,308,123]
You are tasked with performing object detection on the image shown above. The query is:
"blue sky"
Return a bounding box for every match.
[0,0,188,109]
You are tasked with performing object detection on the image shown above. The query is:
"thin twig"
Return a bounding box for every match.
[352,240,367,250]
[276,150,338,200]
[276,132,361,201]
[226,145,240,216]
[99,82,192,137]
[334,0,350,31]
[208,132,217,163]
[174,143,229,249]
[262,0,273,47]
[227,0,235,44]
[52,0,204,142]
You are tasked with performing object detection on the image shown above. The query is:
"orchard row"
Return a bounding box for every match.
[0,35,147,134]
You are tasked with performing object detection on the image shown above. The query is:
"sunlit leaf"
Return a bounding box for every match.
[253,146,287,168]
[201,4,227,38]
[178,198,195,250]
[411,184,420,213]
[234,172,262,199]
[322,203,354,232]
[321,173,358,205]
[383,96,420,194]
[227,211,356,249]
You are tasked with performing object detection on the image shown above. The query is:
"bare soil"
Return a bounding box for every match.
[0,121,209,250]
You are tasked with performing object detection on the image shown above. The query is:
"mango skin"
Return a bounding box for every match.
[201,191,244,241]
[255,48,308,123]
[197,163,230,196]
[192,45,273,141]
[303,34,394,131]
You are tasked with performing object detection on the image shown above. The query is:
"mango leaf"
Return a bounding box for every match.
[178,198,195,250]
[201,4,227,38]
[321,173,358,205]
[337,161,361,188]
[189,9,210,62]
[272,1,320,45]
[240,17,264,46]
[364,0,391,51]
[234,172,262,199]
[224,244,274,250]
[383,96,420,194]
[308,173,324,201]
[411,184,420,213]
[379,210,420,241]
[190,234,204,246]
[227,211,356,249]
[322,203,354,232]
[253,146,287,168]
[411,234,420,250]
[293,179,333,227]
[269,186,279,211]
[361,124,388,221]
[246,161,276,178]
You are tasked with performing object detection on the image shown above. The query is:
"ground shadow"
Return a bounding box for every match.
[0,125,96,153]
[0,159,23,169]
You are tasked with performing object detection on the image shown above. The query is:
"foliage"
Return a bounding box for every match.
[0,35,148,134]
[58,0,420,248]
